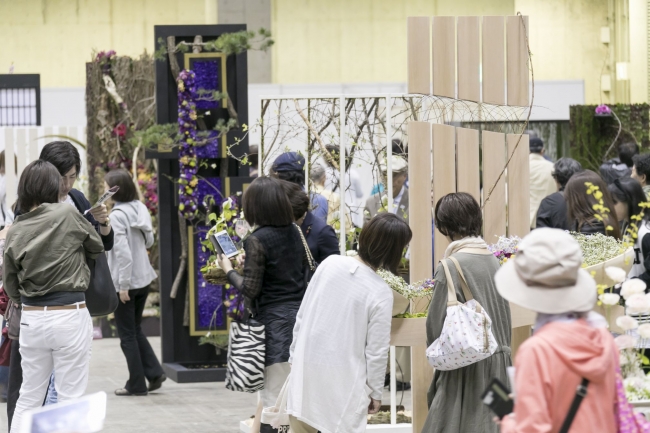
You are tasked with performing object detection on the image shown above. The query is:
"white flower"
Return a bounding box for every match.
[345,250,358,257]
[627,294,650,314]
[616,334,639,350]
[605,266,627,284]
[599,293,620,306]
[639,324,650,339]
[620,353,629,366]
[621,279,647,299]
[617,315,639,331]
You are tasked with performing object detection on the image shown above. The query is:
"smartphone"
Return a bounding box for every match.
[210,230,239,259]
[481,377,514,420]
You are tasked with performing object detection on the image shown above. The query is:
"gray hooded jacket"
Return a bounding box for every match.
[107,200,157,291]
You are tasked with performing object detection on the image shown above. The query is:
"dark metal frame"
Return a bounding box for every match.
[0,74,41,126]
[151,24,249,383]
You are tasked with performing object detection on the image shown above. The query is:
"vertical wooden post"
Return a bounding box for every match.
[457,16,480,102]
[4,129,16,207]
[432,16,456,98]
[456,127,480,203]
[432,124,457,265]
[407,121,433,433]
[482,16,505,105]
[15,129,27,176]
[407,17,431,95]
[482,131,506,244]
[506,15,529,106]
[507,133,534,358]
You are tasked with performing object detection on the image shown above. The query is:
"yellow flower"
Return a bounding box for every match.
[178,82,185,92]
[189,111,197,120]
[189,178,198,187]
[180,156,190,165]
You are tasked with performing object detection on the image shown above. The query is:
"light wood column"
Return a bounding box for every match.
[506,15,529,106]
[432,16,456,98]
[407,121,433,433]
[408,17,431,94]
[457,16,480,102]
[482,16,505,105]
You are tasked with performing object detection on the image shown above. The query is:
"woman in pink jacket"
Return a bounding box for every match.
[494,228,618,433]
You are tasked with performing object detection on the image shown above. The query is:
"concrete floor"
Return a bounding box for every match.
[0,337,257,433]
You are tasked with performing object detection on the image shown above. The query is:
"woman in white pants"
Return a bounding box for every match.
[3,160,104,432]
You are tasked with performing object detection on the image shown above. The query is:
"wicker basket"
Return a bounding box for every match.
[203,266,243,285]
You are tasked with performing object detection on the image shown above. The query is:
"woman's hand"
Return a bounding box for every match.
[217,254,234,273]
[235,252,246,268]
[119,290,130,304]
[89,204,109,224]
[368,398,381,414]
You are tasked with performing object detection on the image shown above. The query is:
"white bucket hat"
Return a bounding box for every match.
[495,228,597,314]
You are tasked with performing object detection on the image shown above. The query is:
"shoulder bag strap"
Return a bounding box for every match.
[440,260,459,307]
[559,378,590,433]
[294,223,315,271]
[448,256,474,302]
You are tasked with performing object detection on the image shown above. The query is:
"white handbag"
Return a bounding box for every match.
[426,256,498,371]
[261,375,291,430]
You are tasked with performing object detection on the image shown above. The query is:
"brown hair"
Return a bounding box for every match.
[565,169,622,239]
[359,213,412,273]
[435,192,483,240]
[0,151,17,175]
[242,176,294,227]
[17,160,60,212]
[104,169,138,203]
[278,179,309,221]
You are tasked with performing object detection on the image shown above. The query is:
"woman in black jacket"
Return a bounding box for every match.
[217,176,308,433]
[565,169,622,240]
[6,141,114,430]
[608,177,647,236]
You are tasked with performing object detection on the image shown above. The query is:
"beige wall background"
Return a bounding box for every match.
[0,0,647,105]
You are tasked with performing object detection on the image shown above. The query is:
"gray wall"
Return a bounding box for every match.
[218,0,272,84]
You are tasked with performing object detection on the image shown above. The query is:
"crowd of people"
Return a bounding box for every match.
[2,133,650,433]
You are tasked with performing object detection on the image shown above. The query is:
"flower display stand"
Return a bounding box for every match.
[585,248,635,287]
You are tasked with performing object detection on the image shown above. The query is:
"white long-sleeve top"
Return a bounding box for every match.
[106,200,157,291]
[287,255,393,433]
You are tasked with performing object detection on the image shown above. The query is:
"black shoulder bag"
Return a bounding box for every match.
[85,254,118,317]
[559,378,589,433]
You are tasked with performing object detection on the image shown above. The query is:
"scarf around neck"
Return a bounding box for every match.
[443,236,489,259]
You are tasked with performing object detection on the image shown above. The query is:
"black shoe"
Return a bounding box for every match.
[396,381,411,391]
[148,374,166,392]
[115,388,147,396]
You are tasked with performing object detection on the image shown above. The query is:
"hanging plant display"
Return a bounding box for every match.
[177,70,200,220]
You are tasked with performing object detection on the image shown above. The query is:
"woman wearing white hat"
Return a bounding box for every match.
[495,228,618,433]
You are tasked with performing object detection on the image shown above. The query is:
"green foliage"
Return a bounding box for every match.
[154,28,274,60]
[569,104,650,172]
[128,123,179,152]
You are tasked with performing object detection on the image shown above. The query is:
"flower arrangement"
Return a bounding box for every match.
[488,236,521,265]
[177,70,200,220]
[137,167,158,216]
[595,104,613,115]
[571,232,625,267]
[376,268,434,318]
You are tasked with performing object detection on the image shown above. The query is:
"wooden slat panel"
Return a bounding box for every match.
[432,16,455,98]
[507,133,530,236]
[507,15,529,106]
[482,130,506,243]
[407,121,433,433]
[432,123,456,265]
[408,121,433,285]
[28,128,38,164]
[407,17,431,94]
[457,16,480,102]
[482,16,505,105]
[5,129,16,207]
[456,127,480,202]
[15,129,27,175]
[43,126,53,158]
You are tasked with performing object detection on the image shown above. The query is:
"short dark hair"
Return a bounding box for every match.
[619,142,639,167]
[17,160,60,212]
[633,154,650,180]
[273,170,305,186]
[279,179,309,220]
[104,169,138,203]
[242,177,294,227]
[392,138,407,156]
[435,192,483,239]
[40,141,81,176]
[552,158,583,189]
[359,213,412,273]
